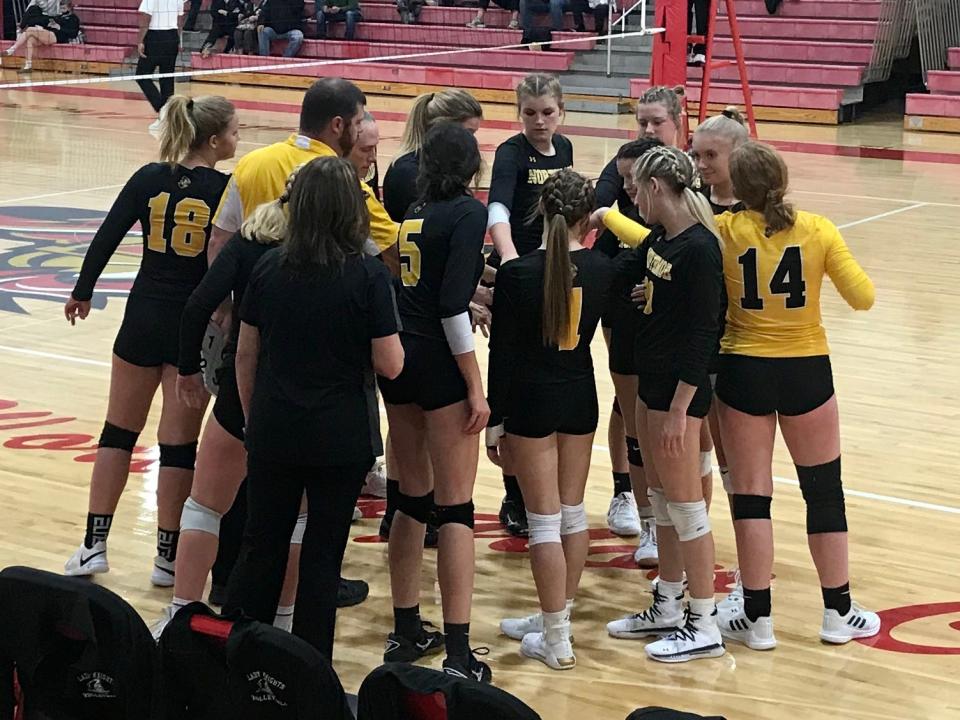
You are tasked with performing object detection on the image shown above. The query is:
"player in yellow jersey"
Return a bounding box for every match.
[713,142,880,651]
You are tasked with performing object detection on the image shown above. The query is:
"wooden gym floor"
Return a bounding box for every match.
[0,79,959,720]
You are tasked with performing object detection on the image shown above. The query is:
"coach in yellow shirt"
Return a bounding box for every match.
[211,77,398,267]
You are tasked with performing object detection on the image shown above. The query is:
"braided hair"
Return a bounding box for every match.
[539,169,595,348]
[633,146,722,246]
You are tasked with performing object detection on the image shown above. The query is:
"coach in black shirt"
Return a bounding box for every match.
[224,156,404,660]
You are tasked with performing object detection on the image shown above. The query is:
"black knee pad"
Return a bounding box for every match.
[99,422,139,452]
[625,436,643,467]
[797,457,847,534]
[732,494,772,520]
[396,489,434,524]
[430,501,475,530]
[612,398,622,417]
[158,441,198,471]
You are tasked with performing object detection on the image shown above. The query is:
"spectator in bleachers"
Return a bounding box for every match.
[688,0,707,64]
[315,0,362,40]
[184,0,204,31]
[201,0,240,56]
[3,0,80,73]
[465,0,519,29]
[257,0,305,57]
[234,0,262,52]
[571,0,608,34]
[396,0,424,26]
[519,0,568,33]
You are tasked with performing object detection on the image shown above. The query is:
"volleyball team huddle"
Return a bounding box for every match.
[62,73,880,685]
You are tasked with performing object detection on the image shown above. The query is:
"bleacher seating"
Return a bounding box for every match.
[905,47,960,133]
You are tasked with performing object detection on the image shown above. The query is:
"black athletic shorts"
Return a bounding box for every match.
[212,364,245,441]
[637,372,712,419]
[608,322,639,376]
[113,295,184,367]
[505,377,599,439]
[378,332,467,411]
[715,354,834,417]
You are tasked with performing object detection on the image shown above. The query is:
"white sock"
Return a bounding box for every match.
[564,598,574,621]
[689,597,716,621]
[273,604,295,632]
[542,610,567,645]
[171,596,190,609]
[658,579,685,600]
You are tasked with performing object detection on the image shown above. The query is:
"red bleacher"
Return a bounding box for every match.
[905,47,960,131]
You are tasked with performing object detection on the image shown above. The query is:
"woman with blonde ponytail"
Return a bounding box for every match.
[63,94,238,589]
[150,168,301,639]
[604,145,727,664]
[713,141,878,652]
[487,169,615,671]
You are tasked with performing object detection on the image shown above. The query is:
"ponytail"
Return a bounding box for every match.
[239,164,303,245]
[538,169,595,348]
[542,213,574,347]
[159,96,196,165]
[395,89,483,160]
[682,188,724,251]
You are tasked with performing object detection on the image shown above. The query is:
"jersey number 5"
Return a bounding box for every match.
[398,219,423,287]
[738,246,806,310]
[147,193,212,257]
[559,287,584,351]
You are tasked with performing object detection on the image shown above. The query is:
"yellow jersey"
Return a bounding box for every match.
[716,209,874,358]
[601,205,651,249]
[213,134,398,253]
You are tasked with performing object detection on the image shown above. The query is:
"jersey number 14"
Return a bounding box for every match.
[146,193,212,257]
[737,246,807,310]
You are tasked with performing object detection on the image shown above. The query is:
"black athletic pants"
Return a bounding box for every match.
[136,29,179,114]
[184,0,203,30]
[223,454,370,660]
[688,0,708,54]
[210,477,247,589]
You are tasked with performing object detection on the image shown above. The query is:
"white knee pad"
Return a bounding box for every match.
[527,510,562,546]
[720,467,734,494]
[560,502,588,536]
[290,513,308,545]
[648,487,672,527]
[667,500,711,542]
[180,497,222,537]
[700,451,713,478]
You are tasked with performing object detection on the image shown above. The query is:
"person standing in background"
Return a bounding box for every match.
[137,0,184,132]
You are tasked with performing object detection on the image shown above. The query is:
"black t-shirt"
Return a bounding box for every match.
[178,233,280,376]
[617,223,725,387]
[73,163,230,304]
[395,194,487,340]
[488,248,615,424]
[239,250,400,465]
[382,151,419,223]
[488,133,574,259]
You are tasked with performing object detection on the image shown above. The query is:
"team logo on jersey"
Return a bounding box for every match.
[178,176,192,190]
[77,672,117,699]
[247,670,289,706]
[0,206,134,314]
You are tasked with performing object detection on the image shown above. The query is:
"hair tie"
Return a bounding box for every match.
[186,98,195,112]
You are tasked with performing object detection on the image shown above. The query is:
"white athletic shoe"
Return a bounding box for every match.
[607,586,684,640]
[352,505,362,523]
[148,117,162,133]
[607,492,641,537]
[150,604,177,641]
[819,603,881,644]
[520,627,576,670]
[718,606,777,650]
[362,457,387,498]
[716,568,743,613]
[646,608,726,663]
[151,556,175,587]
[64,540,109,577]
[633,519,658,567]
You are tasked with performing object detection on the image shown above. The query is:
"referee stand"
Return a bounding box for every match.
[650,0,758,139]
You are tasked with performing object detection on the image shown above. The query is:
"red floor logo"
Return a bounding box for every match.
[856,602,960,655]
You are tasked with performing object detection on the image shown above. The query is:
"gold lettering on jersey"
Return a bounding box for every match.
[527,167,572,185]
[646,248,673,280]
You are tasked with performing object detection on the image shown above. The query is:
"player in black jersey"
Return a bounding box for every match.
[487,170,614,671]
[636,85,684,149]
[487,73,573,537]
[604,146,727,664]
[690,108,750,613]
[593,138,663,563]
[63,95,238,586]
[378,123,491,683]
[379,89,484,547]
[149,170,299,638]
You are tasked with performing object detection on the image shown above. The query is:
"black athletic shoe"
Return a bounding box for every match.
[442,648,492,684]
[337,578,369,608]
[498,496,528,537]
[207,583,227,607]
[764,0,783,13]
[383,621,445,663]
[379,511,440,548]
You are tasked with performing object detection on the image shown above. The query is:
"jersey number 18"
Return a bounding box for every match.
[146,193,212,257]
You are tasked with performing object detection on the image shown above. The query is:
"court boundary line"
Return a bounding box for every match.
[837,202,930,229]
[0,342,955,516]
[0,184,126,205]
